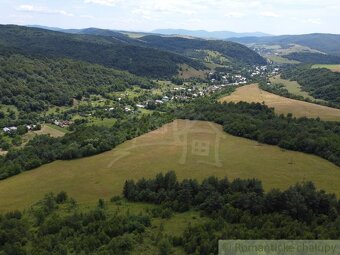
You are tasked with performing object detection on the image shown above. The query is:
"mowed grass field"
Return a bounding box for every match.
[220,84,340,121]
[312,64,340,72]
[269,75,317,101]
[178,64,208,79]
[0,119,339,212]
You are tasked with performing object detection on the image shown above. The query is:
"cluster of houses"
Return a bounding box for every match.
[2,124,38,134]
[2,126,17,134]
[53,120,73,128]
[208,72,248,86]
[271,67,280,75]
[250,65,268,77]
[135,79,242,108]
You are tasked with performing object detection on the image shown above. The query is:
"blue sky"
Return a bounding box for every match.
[1,0,340,35]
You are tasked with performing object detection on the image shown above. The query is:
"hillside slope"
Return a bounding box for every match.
[38,26,266,66]
[0,54,153,111]
[281,65,340,105]
[229,33,340,56]
[220,84,340,121]
[0,25,203,78]
[0,119,339,212]
[152,29,271,39]
[139,35,267,66]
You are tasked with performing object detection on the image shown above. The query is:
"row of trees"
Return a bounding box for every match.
[0,112,173,180]
[174,99,340,166]
[124,172,340,254]
[259,81,340,109]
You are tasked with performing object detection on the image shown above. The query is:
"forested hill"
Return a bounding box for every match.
[281,65,340,105]
[229,33,340,56]
[134,35,267,66]
[283,52,340,64]
[0,25,203,78]
[20,25,266,67]
[0,54,153,111]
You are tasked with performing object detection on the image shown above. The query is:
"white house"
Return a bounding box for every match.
[3,126,17,133]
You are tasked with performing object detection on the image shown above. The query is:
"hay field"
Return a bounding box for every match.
[312,64,340,72]
[0,119,339,212]
[220,84,340,121]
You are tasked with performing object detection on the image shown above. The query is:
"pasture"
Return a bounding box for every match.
[220,84,340,121]
[0,119,339,212]
[269,75,317,100]
[178,64,208,79]
[312,64,340,72]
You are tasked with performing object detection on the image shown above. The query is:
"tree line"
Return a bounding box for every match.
[281,65,340,106]
[259,81,340,109]
[174,99,340,166]
[124,171,340,254]
[0,112,173,180]
[1,172,339,254]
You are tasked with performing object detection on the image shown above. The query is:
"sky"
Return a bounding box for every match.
[0,0,340,35]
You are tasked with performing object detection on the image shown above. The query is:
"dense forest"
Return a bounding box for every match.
[229,33,340,57]
[1,172,339,254]
[0,172,340,255]
[281,65,340,105]
[139,35,267,66]
[0,192,153,255]
[0,113,173,180]
[124,172,340,254]
[36,26,267,66]
[175,99,340,166]
[0,25,204,78]
[284,52,340,64]
[0,55,154,112]
[258,81,340,109]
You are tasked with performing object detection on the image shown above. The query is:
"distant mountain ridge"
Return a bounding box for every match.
[152,29,271,39]
[0,25,204,78]
[229,33,340,57]
[27,25,267,66]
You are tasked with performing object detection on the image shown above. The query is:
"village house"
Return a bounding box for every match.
[2,126,17,133]
[162,96,169,102]
[54,120,73,128]
[155,100,164,105]
[26,124,37,130]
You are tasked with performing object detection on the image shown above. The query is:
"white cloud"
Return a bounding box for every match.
[304,18,322,24]
[132,9,152,19]
[17,4,73,16]
[84,0,121,7]
[259,11,280,17]
[79,14,96,19]
[225,12,246,18]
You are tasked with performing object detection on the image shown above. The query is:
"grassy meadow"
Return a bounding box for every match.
[178,64,208,79]
[269,75,318,101]
[220,84,340,121]
[0,119,339,212]
[267,55,299,64]
[312,64,340,72]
